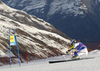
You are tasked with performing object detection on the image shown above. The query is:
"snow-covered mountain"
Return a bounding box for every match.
[0,0,71,65]
[2,0,100,42]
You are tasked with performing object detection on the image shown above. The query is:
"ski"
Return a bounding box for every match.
[49,57,95,64]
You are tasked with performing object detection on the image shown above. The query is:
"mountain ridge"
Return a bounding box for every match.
[2,0,100,42]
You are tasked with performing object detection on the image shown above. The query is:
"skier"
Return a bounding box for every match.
[66,39,88,59]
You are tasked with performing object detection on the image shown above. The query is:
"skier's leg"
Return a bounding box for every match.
[74,51,78,56]
[72,51,79,59]
[78,47,88,56]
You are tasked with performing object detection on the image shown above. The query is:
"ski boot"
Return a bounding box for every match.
[71,55,81,60]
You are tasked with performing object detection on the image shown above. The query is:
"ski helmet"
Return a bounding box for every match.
[70,39,76,45]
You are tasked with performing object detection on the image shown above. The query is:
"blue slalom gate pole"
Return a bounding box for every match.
[14,29,21,67]
[17,44,21,67]
[14,29,16,34]
[9,46,12,68]
[9,28,12,68]
[9,28,21,67]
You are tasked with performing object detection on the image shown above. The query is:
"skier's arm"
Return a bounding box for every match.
[69,45,74,51]
[66,45,74,54]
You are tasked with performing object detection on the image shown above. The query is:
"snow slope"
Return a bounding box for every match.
[0,50,100,71]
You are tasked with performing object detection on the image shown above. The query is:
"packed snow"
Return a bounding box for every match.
[0,50,100,71]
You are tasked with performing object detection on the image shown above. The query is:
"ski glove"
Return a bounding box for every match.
[66,50,70,54]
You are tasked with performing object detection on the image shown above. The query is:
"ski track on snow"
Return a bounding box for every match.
[0,50,100,71]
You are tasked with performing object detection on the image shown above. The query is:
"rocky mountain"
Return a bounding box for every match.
[97,45,100,50]
[2,0,100,42]
[0,0,71,65]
